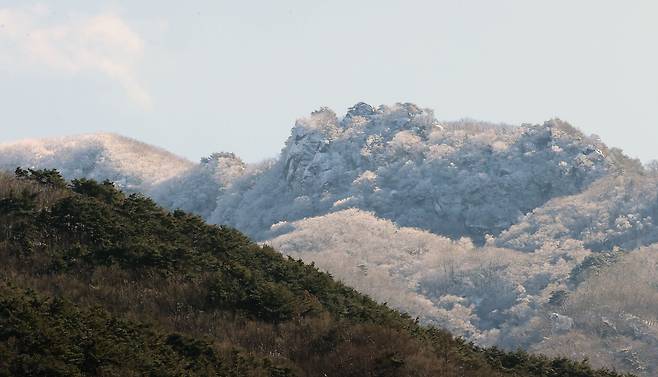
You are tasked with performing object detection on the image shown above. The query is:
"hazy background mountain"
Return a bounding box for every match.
[0,133,193,192]
[1,103,655,375]
[150,152,247,219]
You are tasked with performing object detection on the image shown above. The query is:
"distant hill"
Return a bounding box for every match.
[0,133,194,192]
[266,207,658,375]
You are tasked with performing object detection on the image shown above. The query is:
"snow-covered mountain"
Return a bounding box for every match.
[210,103,614,243]
[0,133,194,192]
[2,103,656,374]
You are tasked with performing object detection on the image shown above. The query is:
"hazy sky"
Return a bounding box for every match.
[0,1,656,163]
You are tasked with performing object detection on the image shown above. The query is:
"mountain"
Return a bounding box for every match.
[209,103,614,243]
[0,170,628,377]
[0,103,654,374]
[0,133,194,192]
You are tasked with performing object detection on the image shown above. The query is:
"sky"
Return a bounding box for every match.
[0,1,656,163]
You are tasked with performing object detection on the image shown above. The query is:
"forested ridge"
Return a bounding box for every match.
[0,169,630,376]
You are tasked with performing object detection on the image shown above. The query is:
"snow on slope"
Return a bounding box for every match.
[497,173,658,252]
[0,133,194,191]
[267,209,482,336]
[534,245,658,375]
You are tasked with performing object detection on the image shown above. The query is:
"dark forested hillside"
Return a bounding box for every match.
[0,169,630,377]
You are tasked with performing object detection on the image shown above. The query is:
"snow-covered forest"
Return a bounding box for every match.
[1,103,656,375]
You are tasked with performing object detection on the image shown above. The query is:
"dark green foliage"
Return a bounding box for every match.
[0,189,40,255]
[0,284,276,377]
[483,347,624,377]
[12,177,391,323]
[569,250,623,286]
[70,179,124,205]
[548,290,569,307]
[0,188,37,216]
[15,167,67,189]
[0,170,634,377]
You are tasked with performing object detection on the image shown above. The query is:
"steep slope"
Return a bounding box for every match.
[0,133,194,191]
[210,103,613,242]
[0,170,629,377]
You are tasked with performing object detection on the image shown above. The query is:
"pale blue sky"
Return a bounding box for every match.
[1,1,656,163]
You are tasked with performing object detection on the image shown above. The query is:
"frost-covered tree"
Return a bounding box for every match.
[151,152,247,218]
[532,246,658,375]
[497,173,658,252]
